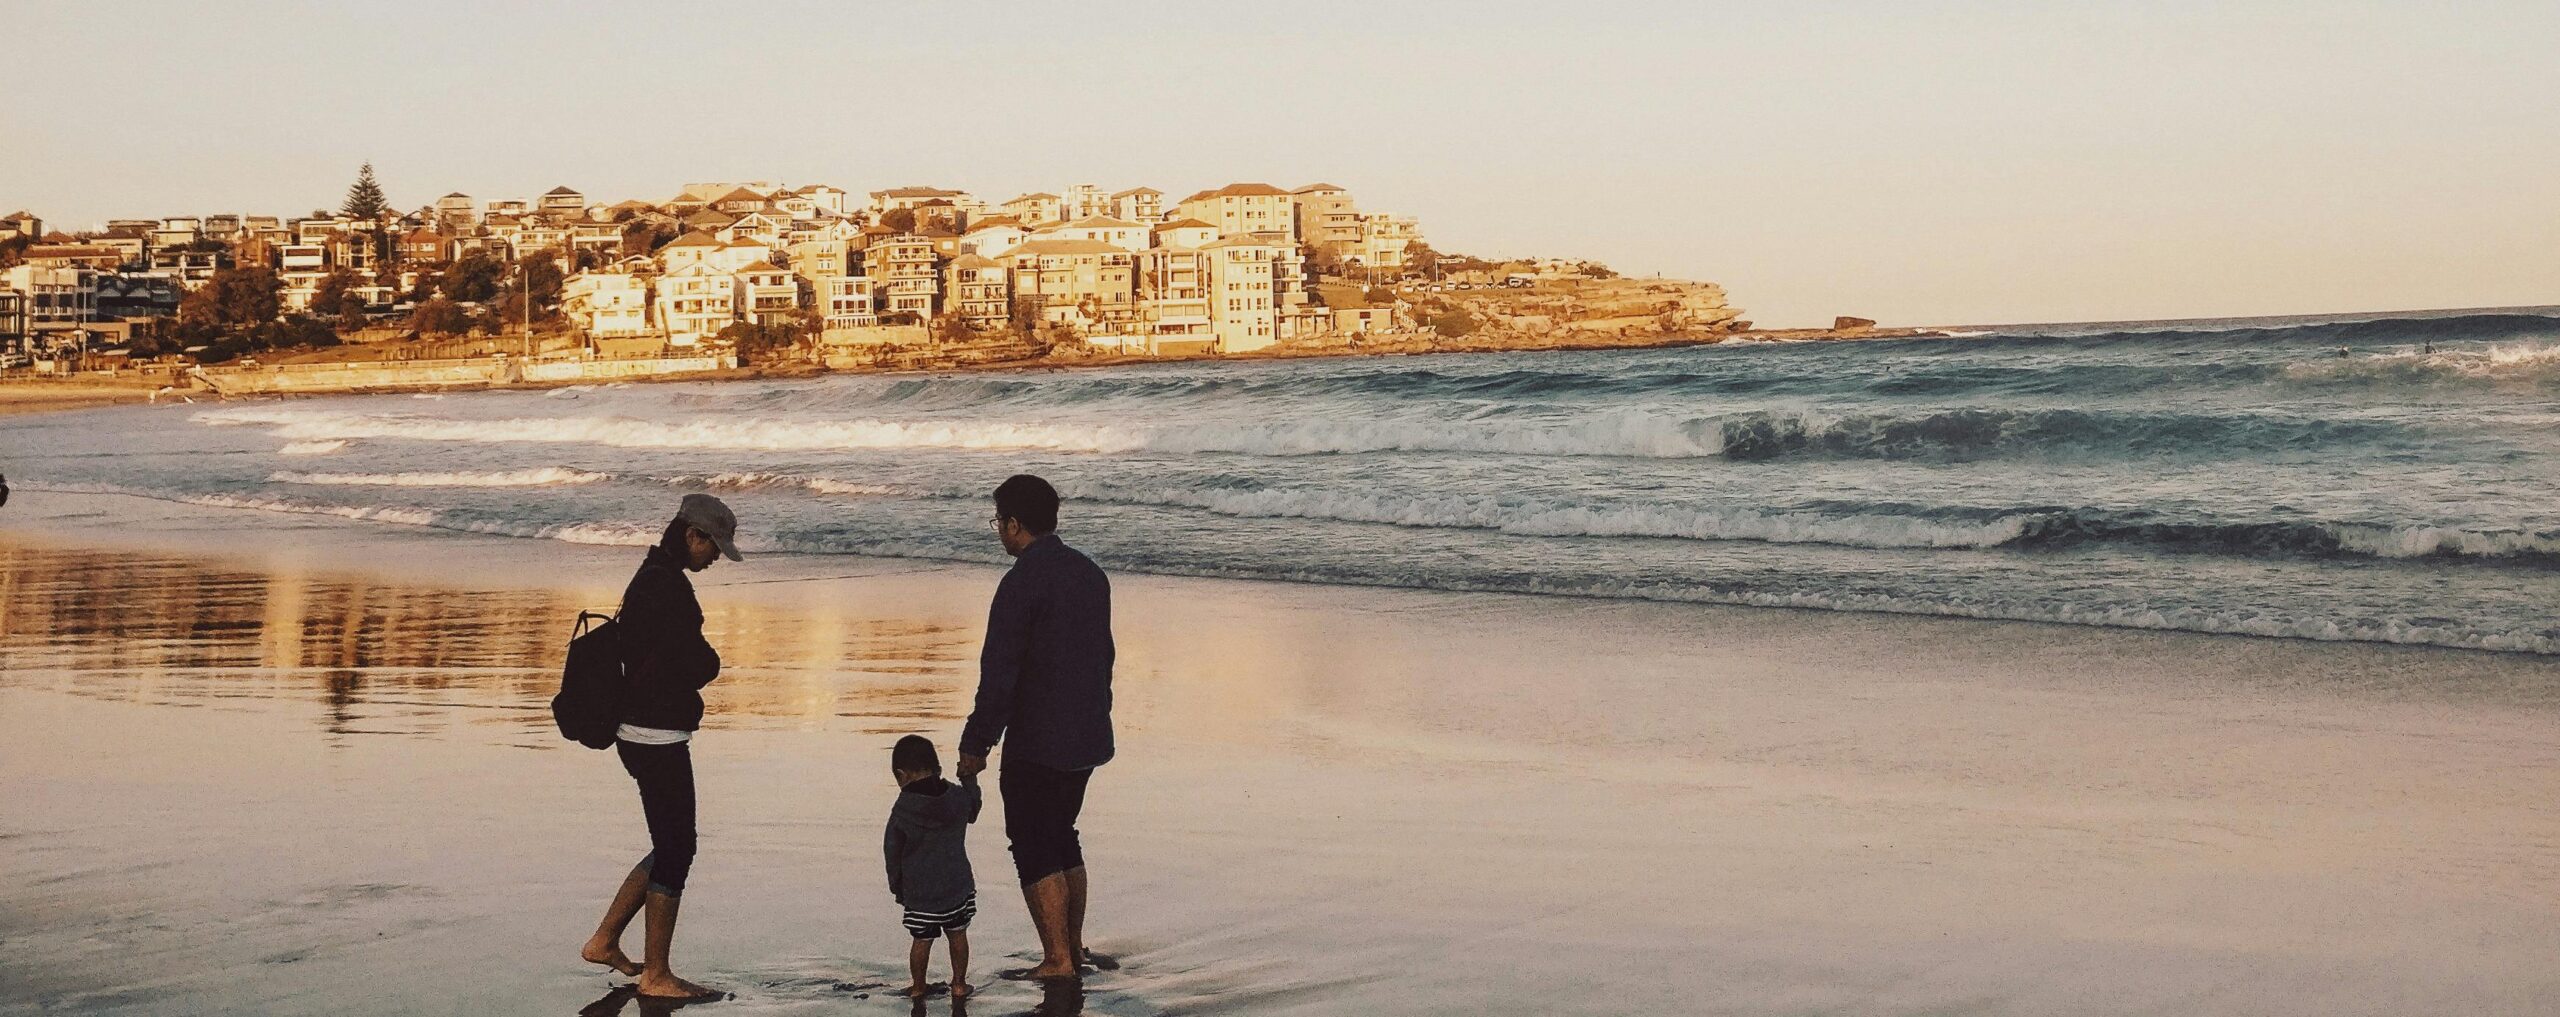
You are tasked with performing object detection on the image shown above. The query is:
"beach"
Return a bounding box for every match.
[5,489,2558,1016]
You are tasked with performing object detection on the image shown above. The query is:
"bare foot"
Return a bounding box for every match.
[580,942,642,976]
[903,982,930,999]
[951,981,972,1000]
[1023,960,1080,981]
[635,971,718,1000]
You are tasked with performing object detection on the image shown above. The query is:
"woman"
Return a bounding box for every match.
[579,494,740,1000]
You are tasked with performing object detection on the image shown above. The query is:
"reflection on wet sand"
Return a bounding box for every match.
[0,539,978,743]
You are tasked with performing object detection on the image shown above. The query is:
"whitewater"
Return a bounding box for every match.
[7,306,2557,653]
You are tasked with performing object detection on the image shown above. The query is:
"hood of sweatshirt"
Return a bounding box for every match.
[891,776,977,832]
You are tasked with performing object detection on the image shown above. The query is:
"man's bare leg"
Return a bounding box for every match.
[634,889,713,998]
[580,863,647,976]
[1063,866,1088,966]
[949,930,972,999]
[906,937,932,997]
[1019,873,1078,980]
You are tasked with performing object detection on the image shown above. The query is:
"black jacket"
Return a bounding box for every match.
[959,534,1115,770]
[883,775,981,911]
[617,546,721,731]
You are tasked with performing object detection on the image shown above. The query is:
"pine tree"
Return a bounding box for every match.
[342,162,388,220]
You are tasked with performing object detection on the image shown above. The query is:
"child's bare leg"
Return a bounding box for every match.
[949,931,971,999]
[907,937,931,996]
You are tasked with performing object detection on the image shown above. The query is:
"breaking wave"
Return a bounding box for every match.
[200,404,2400,462]
[268,468,612,488]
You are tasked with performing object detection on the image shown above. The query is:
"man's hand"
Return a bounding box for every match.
[957,753,987,780]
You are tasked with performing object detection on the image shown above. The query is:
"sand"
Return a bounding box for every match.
[3,489,2558,1016]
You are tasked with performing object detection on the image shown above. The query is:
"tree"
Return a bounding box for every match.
[491,249,567,324]
[621,220,676,259]
[879,207,917,233]
[1364,284,1396,305]
[342,162,388,220]
[409,297,471,336]
[405,270,444,303]
[442,251,506,303]
[274,313,341,349]
[930,312,974,344]
[1010,295,1043,338]
[179,265,282,326]
[1404,241,1439,278]
[307,268,361,319]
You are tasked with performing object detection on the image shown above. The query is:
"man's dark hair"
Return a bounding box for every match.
[994,474,1059,534]
[892,734,939,774]
[656,517,694,559]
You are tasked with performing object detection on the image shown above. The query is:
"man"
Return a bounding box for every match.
[957,474,1114,982]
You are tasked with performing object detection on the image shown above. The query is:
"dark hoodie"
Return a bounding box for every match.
[883,775,981,912]
[618,545,720,731]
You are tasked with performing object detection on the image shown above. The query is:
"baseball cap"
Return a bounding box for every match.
[676,493,743,562]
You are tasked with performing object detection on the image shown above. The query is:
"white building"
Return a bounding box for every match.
[653,263,736,346]
[1036,216,1149,253]
[1201,234,1285,352]
[563,271,654,338]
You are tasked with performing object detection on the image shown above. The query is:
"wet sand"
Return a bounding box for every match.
[4,491,2559,1016]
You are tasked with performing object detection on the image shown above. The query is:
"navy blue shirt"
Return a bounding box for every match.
[959,534,1115,770]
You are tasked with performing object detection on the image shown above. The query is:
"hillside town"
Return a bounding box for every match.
[1,168,1765,398]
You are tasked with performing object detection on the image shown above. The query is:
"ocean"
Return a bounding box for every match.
[9,306,2557,654]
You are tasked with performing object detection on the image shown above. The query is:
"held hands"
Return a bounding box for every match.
[957,753,987,781]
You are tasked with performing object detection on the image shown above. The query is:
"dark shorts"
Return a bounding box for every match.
[999,761,1093,886]
[902,893,977,940]
[616,740,697,896]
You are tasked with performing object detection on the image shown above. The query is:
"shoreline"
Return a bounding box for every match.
[5,499,2558,1015]
[0,323,1941,409]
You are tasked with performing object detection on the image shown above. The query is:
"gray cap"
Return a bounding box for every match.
[676,493,743,562]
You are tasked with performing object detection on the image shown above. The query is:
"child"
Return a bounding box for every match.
[885,734,982,999]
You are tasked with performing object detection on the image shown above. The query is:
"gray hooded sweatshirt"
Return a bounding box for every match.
[884,776,981,912]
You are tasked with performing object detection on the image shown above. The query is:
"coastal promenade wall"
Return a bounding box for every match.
[192,353,735,396]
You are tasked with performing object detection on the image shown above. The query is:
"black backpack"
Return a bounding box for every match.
[551,611,625,750]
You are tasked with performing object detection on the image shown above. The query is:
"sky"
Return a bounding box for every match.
[6,1,2555,327]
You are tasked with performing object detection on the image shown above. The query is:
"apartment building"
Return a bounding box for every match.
[1175,183,1297,241]
[819,276,878,330]
[866,234,942,320]
[2,264,97,326]
[1111,187,1164,223]
[1062,184,1111,222]
[734,262,800,327]
[1201,233,1285,352]
[1359,214,1421,276]
[961,218,1029,258]
[944,254,1011,328]
[869,186,971,217]
[1036,216,1149,253]
[1000,192,1062,225]
[1134,245,1211,338]
[1150,218,1218,250]
[999,239,1135,330]
[433,193,476,230]
[653,263,736,346]
[539,186,586,218]
[562,271,653,338]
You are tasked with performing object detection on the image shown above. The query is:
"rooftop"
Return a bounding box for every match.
[1180,182,1292,202]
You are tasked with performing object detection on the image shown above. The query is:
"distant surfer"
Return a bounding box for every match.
[2338,346,2351,358]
